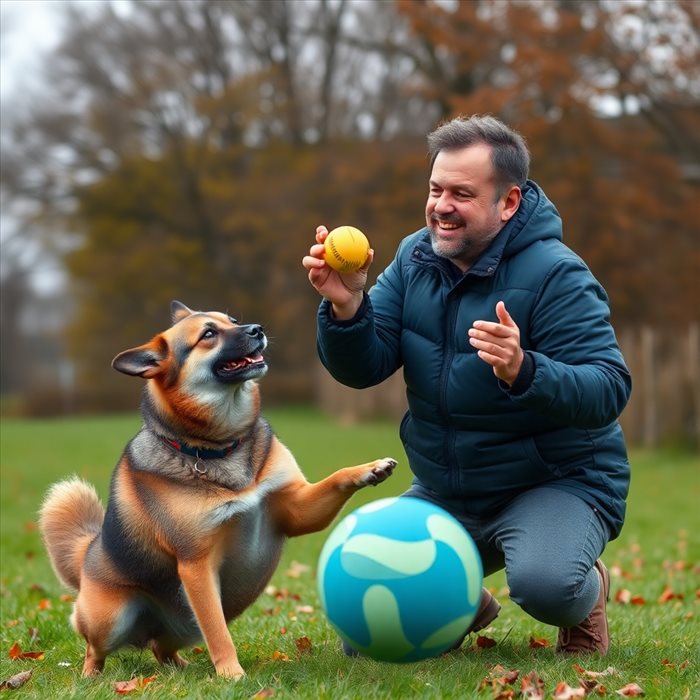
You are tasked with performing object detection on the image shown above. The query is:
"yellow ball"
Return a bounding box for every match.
[324,226,370,274]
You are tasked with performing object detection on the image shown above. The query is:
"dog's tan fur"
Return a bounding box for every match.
[39,301,395,679]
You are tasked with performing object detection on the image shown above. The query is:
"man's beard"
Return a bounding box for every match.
[428,213,501,264]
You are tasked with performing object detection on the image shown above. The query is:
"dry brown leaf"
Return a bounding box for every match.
[476,635,497,648]
[658,587,684,603]
[271,651,289,662]
[8,642,44,661]
[295,636,312,655]
[552,681,586,699]
[252,690,275,699]
[0,670,32,690]
[528,636,550,648]
[112,676,156,694]
[616,682,645,696]
[520,670,545,699]
[284,561,311,578]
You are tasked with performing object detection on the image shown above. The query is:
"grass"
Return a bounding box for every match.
[1,408,698,699]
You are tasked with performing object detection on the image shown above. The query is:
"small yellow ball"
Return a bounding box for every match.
[324,226,370,274]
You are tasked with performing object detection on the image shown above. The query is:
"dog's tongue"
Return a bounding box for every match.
[223,355,263,372]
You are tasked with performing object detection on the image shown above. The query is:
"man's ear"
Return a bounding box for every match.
[171,300,194,325]
[112,338,167,378]
[500,185,522,223]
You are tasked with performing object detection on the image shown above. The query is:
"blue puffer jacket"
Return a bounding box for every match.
[317,181,632,538]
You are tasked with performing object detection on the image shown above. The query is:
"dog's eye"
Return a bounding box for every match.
[200,328,218,341]
[228,315,238,324]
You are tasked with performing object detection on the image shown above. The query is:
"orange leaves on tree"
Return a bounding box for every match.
[8,642,44,661]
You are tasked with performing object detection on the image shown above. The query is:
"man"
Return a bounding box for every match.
[302,115,631,655]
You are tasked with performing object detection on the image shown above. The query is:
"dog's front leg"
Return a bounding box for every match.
[272,457,397,536]
[177,559,245,680]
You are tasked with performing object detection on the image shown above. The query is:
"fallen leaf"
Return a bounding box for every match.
[270,651,289,662]
[520,670,545,699]
[295,605,314,614]
[252,690,275,699]
[616,682,644,696]
[8,642,44,661]
[112,676,156,694]
[295,636,312,654]
[284,561,310,578]
[476,635,497,648]
[573,664,619,679]
[615,589,631,604]
[630,595,645,605]
[0,670,32,690]
[658,587,684,603]
[528,636,550,648]
[552,681,586,699]
[37,599,52,610]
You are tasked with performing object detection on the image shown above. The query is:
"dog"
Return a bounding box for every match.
[39,300,396,680]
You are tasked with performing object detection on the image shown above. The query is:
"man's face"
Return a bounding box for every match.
[425,144,517,271]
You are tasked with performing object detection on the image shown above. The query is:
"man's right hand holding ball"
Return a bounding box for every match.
[302,225,373,320]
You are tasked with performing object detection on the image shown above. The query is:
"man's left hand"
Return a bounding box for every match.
[469,301,524,386]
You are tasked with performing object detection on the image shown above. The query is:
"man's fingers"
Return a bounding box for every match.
[495,300,516,326]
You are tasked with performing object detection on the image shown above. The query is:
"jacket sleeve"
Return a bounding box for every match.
[503,256,632,428]
[316,246,406,389]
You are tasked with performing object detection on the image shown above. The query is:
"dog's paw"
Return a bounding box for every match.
[217,662,245,681]
[361,458,397,486]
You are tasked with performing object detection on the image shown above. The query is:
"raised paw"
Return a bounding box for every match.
[361,458,397,486]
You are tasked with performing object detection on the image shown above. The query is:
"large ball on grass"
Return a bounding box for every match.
[317,497,483,662]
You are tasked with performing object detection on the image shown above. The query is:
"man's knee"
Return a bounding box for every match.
[507,562,585,627]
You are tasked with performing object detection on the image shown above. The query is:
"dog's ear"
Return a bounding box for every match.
[112,339,168,378]
[171,300,194,325]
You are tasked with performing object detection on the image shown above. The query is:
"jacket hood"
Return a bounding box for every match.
[501,180,562,258]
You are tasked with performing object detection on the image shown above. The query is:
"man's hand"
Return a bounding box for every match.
[302,225,372,320]
[469,301,524,386]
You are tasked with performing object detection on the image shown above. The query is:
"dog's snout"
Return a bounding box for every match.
[244,324,264,340]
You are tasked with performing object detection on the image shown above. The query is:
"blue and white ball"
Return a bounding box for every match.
[317,497,483,662]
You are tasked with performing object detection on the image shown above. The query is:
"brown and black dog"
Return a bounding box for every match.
[39,301,396,680]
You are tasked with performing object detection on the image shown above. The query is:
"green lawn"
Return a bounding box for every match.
[1,409,698,699]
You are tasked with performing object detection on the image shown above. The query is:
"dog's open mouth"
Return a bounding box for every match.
[214,354,266,381]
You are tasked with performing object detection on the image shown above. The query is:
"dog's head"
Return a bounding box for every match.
[112,300,268,389]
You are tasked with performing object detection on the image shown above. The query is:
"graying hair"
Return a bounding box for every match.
[427,115,530,195]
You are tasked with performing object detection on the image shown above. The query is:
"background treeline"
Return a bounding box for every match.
[1,0,698,444]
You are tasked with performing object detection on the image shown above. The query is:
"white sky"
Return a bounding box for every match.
[0,0,65,101]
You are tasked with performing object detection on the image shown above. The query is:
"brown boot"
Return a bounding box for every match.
[556,560,610,655]
[448,588,501,651]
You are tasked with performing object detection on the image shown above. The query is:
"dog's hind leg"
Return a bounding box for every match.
[71,577,136,676]
[149,639,188,668]
[272,457,397,536]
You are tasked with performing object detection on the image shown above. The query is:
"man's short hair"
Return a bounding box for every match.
[427,115,530,195]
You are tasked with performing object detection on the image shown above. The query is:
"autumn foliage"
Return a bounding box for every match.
[1,0,698,411]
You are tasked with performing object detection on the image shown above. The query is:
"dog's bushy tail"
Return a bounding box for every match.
[39,477,104,590]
